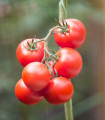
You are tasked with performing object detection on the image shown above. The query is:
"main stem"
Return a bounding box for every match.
[59,0,74,120]
[59,0,67,22]
[64,99,73,120]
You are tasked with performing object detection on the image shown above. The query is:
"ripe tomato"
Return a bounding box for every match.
[15,79,44,105]
[16,39,44,67]
[54,19,86,49]
[22,62,50,91]
[54,48,82,78]
[43,77,74,105]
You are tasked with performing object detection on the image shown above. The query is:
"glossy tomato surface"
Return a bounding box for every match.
[22,62,50,91]
[16,39,44,67]
[15,79,44,105]
[54,48,83,78]
[43,77,74,105]
[54,19,86,49]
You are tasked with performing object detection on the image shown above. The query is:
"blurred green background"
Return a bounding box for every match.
[0,0,105,120]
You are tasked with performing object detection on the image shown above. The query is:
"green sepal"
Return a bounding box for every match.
[23,39,39,51]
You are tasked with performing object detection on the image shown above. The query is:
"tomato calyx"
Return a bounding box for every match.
[54,19,69,34]
[23,39,39,51]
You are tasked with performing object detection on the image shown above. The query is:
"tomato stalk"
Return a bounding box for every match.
[44,26,58,57]
[43,26,59,62]
[64,99,73,120]
[59,0,67,22]
[59,0,74,120]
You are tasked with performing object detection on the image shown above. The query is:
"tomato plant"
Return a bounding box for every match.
[43,77,74,105]
[15,79,44,105]
[22,62,50,91]
[54,47,83,78]
[16,39,44,67]
[54,19,86,49]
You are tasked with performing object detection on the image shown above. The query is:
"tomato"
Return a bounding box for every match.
[22,62,50,91]
[16,39,44,67]
[43,77,74,105]
[54,48,82,78]
[15,79,43,105]
[54,19,86,49]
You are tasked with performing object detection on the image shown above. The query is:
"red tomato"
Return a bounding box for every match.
[54,48,82,78]
[22,62,50,91]
[43,77,74,105]
[15,79,43,105]
[16,39,44,67]
[54,19,86,49]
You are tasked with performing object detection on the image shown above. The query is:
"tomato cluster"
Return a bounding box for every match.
[15,19,86,105]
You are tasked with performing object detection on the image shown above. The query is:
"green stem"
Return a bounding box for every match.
[64,99,73,120]
[59,0,74,120]
[59,0,67,22]
[43,26,59,62]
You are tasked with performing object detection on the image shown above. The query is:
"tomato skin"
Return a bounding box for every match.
[22,62,50,91]
[43,77,74,105]
[54,19,86,49]
[15,79,44,105]
[16,39,44,67]
[54,48,82,79]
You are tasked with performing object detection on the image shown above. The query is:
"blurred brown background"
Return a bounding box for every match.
[0,0,105,120]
